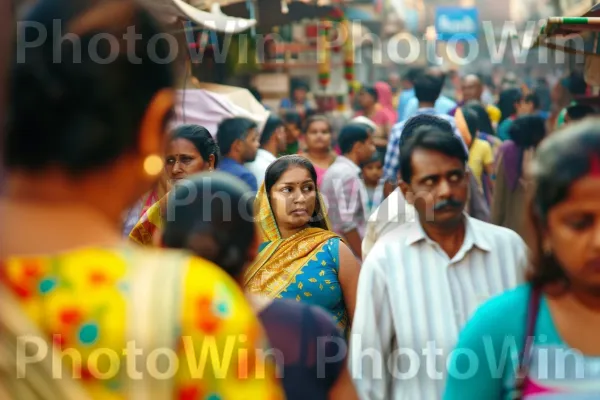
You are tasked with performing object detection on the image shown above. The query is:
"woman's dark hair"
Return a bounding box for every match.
[508,115,546,148]
[162,172,255,280]
[526,119,600,288]
[360,86,378,102]
[264,155,329,231]
[463,101,496,136]
[497,88,523,123]
[5,0,175,174]
[400,125,468,184]
[259,115,284,147]
[304,114,332,134]
[461,108,480,140]
[171,124,220,168]
[338,123,371,155]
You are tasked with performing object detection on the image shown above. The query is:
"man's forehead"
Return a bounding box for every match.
[410,148,464,176]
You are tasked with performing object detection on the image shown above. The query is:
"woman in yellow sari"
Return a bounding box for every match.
[129,124,219,245]
[244,155,361,332]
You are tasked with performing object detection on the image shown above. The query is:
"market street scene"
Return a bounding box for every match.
[3,0,600,399]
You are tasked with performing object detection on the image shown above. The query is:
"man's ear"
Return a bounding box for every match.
[399,180,413,205]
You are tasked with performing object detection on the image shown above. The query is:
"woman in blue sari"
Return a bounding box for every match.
[244,155,361,332]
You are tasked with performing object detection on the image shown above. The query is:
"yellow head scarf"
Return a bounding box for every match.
[244,182,340,297]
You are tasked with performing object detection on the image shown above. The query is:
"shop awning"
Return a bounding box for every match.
[221,0,336,31]
[531,3,600,56]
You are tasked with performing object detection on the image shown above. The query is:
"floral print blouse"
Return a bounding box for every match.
[1,247,283,400]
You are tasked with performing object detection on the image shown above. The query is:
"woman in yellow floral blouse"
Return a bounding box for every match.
[0,1,283,399]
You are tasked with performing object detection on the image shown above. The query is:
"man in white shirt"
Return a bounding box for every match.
[350,123,527,399]
[321,123,376,258]
[245,115,286,186]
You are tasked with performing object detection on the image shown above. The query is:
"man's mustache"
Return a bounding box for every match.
[433,198,464,211]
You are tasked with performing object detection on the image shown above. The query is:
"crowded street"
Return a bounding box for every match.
[3,0,600,399]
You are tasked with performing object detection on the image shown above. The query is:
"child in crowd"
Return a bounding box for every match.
[361,153,384,215]
[282,111,303,155]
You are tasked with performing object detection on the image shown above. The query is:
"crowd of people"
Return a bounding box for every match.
[3,0,600,399]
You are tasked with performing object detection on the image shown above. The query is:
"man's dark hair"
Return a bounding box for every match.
[414,73,443,104]
[5,0,175,173]
[403,67,424,84]
[399,126,468,183]
[338,123,371,154]
[283,111,302,129]
[567,104,596,122]
[399,114,454,150]
[259,115,283,147]
[216,117,257,156]
[361,86,379,102]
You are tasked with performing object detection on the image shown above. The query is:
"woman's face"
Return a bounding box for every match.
[305,120,331,152]
[269,166,317,230]
[545,175,600,289]
[164,138,212,182]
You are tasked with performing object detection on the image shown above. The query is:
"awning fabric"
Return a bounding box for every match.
[532,3,600,56]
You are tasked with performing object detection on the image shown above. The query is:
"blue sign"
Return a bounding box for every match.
[435,7,478,42]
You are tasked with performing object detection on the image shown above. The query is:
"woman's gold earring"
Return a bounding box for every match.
[143,154,164,177]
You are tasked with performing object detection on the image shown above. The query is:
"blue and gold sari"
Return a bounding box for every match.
[244,184,349,331]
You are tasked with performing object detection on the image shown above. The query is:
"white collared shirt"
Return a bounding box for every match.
[320,155,369,238]
[350,216,527,400]
[244,148,277,187]
[362,187,416,259]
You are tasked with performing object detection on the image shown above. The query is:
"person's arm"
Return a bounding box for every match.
[491,154,507,226]
[483,141,495,187]
[337,241,361,322]
[342,229,362,260]
[349,249,393,400]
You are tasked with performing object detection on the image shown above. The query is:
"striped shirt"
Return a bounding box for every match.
[349,215,527,400]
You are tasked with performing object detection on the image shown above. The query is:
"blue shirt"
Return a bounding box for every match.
[396,88,415,122]
[445,284,600,399]
[402,95,457,122]
[218,157,258,192]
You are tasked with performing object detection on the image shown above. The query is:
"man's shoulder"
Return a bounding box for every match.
[469,217,525,248]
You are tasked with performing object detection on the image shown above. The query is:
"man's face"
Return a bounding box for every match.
[358,90,374,109]
[241,128,260,162]
[274,125,287,152]
[356,135,377,164]
[400,148,468,226]
[517,99,535,115]
[461,78,482,102]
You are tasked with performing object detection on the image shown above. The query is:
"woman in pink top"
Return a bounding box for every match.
[354,84,396,157]
[301,115,337,187]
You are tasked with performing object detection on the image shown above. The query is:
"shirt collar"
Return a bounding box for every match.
[405,213,492,253]
[257,148,276,162]
[337,155,361,174]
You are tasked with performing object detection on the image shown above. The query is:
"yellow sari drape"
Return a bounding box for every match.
[244,183,341,298]
[129,195,168,246]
